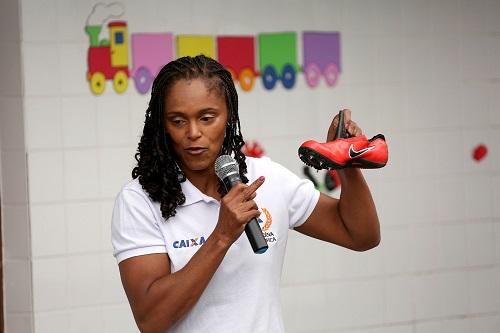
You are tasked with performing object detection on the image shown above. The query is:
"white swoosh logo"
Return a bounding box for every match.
[349,144,375,159]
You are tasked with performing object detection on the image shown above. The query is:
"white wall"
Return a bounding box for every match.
[1,0,499,332]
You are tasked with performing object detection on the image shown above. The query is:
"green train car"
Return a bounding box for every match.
[258,32,300,90]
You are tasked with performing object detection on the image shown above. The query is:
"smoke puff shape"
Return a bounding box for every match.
[86,2,125,26]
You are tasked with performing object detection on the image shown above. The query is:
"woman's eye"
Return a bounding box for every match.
[201,115,215,122]
[171,119,185,126]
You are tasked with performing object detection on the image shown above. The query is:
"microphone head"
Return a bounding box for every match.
[215,155,240,181]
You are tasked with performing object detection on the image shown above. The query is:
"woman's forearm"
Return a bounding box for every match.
[135,233,231,333]
[337,168,380,250]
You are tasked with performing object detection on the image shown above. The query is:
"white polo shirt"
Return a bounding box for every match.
[111,156,320,333]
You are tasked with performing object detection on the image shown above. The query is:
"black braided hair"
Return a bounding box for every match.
[132,55,248,220]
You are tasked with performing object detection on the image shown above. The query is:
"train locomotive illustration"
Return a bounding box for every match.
[85,20,341,95]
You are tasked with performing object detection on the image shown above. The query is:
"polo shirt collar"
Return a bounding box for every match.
[180,178,219,206]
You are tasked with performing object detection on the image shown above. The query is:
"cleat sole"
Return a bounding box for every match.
[298,146,346,170]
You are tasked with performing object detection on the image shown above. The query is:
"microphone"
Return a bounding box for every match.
[215,155,268,254]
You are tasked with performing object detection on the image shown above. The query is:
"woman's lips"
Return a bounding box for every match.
[185,147,208,155]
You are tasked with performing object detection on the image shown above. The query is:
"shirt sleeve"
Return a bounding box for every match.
[267,158,320,229]
[111,188,167,263]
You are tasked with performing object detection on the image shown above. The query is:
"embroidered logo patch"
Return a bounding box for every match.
[258,208,276,244]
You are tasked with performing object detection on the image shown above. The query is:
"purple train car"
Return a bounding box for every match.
[302,32,341,88]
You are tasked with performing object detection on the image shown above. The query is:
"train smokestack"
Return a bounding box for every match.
[85,3,125,46]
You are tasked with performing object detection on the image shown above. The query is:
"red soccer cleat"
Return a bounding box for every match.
[298,134,388,170]
[298,110,388,170]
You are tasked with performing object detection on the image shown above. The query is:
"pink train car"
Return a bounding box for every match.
[130,33,174,94]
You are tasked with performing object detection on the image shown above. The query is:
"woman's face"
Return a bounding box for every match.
[164,78,228,175]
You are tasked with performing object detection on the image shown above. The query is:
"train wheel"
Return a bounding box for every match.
[90,72,106,95]
[113,70,128,94]
[304,63,321,88]
[324,63,340,87]
[239,68,255,92]
[227,68,237,81]
[262,65,277,90]
[281,63,296,89]
[134,67,152,95]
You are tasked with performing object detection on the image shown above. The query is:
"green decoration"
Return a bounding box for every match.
[258,32,299,74]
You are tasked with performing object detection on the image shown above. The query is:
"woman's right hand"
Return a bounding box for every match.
[214,176,266,246]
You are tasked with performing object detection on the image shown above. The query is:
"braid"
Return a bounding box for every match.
[132,55,248,220]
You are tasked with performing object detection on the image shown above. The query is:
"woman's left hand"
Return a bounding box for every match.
[326,109,363,142]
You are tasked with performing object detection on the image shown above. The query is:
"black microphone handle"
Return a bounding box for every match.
[222,174,268,254]
[245,217,268,254]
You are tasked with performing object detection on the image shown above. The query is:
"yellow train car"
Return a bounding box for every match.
[176,35,215,59]
[109,21,129,93]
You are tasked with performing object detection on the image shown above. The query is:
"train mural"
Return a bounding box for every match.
[85,5,341,95]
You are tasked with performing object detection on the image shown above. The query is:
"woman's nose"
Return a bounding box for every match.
[187,122,202,139]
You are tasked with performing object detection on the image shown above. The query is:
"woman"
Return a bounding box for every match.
[111,55,380,333]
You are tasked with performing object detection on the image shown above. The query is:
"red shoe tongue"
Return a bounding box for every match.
[369,134,386,142]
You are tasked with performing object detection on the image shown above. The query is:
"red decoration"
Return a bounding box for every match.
[242,141,265,158]
[472,144,488,162]
[325,170,341,190]
[217,36,257,92]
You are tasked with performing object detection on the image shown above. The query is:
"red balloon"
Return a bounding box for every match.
[472,144,488,162]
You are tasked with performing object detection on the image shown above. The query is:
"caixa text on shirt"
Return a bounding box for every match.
[173,236,206,249]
